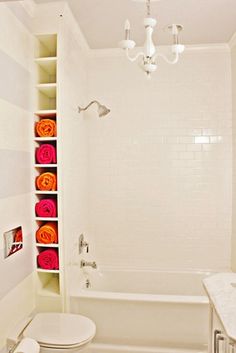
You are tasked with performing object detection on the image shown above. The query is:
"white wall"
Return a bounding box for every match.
[87,46,232,271]
[0,3,35,349]
[231,39,236,271]
[58,5,89,303]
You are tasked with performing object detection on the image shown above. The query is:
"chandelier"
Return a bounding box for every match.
[119,0,185,77]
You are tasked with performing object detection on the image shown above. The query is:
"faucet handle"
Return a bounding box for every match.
[79,234,89,254]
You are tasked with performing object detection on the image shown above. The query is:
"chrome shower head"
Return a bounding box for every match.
[78,100,110,118]
[97,104,110,117]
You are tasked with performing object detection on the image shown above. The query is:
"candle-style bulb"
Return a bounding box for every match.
[125,19,130,31]
[124,19,130,40]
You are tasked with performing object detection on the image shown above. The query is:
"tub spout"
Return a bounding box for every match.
[81,260,97,269]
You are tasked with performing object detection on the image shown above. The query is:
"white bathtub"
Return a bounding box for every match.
[70,269,210,353]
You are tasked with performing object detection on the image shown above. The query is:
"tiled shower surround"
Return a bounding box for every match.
[87,48,232,271]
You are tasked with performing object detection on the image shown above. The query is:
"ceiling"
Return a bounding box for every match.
[34,0,236,49]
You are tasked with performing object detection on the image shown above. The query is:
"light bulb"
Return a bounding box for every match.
[125,19,130,40]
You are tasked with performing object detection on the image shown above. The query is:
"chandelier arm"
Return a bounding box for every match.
[125,49,145,63]
[153,52,179,65]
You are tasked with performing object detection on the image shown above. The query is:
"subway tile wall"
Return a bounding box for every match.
[87,48,232,271]
[59,6,89,272]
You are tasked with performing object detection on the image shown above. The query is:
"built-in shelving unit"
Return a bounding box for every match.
[34,34,63,311]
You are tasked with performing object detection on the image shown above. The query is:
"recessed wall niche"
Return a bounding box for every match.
[3,226,23,258]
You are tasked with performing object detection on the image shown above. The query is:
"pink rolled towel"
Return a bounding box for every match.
[36,144,56,164]
[35,198,57,218]
[37,249,59,270]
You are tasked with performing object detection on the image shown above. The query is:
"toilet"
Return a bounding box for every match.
[9,313,96,353]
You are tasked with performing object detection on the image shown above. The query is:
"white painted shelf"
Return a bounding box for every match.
[35,191,58,195]
[34,137,57,142]
[34,164,58,168]
[37,269,60,274]
[36,83,57,98]
[35,57,57,73]
[36,243,59,248]
[35,217,58,221]
[35,56,57,63]
[35,109,57,117]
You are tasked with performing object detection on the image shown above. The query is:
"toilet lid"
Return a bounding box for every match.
[23,313,96,347]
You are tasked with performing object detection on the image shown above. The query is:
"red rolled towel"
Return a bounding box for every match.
[37,249,59,270]
[36,144,56,164]
[35,198,57,218]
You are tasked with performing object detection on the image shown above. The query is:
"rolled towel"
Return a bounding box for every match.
[37,249,59,270]
[14,228,23,243]
[14,338,40,353]
[36,222,58,244]
[36,119,56,137]
[36,172,57,191]
[35,198,57,218]
[36,144,56,164]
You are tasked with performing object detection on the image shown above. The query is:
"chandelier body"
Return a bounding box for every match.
[119,0,185,77]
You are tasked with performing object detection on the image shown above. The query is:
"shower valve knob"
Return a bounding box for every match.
[79,234,89,254]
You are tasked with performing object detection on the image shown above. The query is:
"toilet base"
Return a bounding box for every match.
[40,342,90,353]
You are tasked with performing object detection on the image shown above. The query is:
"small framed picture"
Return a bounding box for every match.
[4,226,23,258]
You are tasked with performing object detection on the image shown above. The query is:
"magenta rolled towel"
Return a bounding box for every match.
[35,198,57,218]
[37,249,59,270]
[36,144,56,164]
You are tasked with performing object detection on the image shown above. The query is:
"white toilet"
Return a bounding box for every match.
[9,313,96,353]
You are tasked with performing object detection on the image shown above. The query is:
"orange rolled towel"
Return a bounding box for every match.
[36,222,58,244]
[36,172,57,191]
[36,119,56,137]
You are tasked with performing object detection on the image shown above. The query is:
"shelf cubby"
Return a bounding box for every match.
[35,57,57,84]
[36,272,60,296]
[36,247,59,269]
[35,34,57,58]
[34,139,57,165]
[36,88,56,111]
[36,83,57,98]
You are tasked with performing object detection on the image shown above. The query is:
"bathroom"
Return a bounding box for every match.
[0,0,236,352]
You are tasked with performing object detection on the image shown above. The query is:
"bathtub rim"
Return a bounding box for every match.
[72,288,209,304]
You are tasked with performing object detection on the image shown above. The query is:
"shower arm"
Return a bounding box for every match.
[78,100,100,113]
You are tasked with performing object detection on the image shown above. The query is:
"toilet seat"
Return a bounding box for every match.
[23,313,96,349]
[40,337,92,350]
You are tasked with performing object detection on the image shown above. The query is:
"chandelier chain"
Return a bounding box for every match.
[146,0,151,16]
